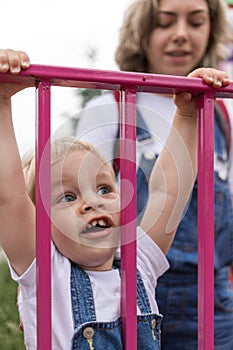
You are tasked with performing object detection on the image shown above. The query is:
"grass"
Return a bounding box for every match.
[0,259,25,349]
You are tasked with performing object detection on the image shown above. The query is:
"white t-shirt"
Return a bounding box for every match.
[76,92,233,194]
[10,227,169,350]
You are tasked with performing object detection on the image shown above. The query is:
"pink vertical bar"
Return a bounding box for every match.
[36,81,52,350]
[120,88,137,349]
[197,94,215,350]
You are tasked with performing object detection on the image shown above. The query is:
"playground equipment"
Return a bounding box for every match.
[0,65,233,349]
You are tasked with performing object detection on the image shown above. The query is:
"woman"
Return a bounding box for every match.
[76,0,233,348]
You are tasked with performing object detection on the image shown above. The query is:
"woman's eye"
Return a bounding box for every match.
[189,21,204,27]
[97,186,110,196]
[156,14,174,28]
[60,193,76,203]
[189,14,207,27]
[157,20,173,28]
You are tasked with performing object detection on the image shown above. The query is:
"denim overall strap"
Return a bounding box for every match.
[136,270,152,314]
[117,262,163,347]
[71,262,123,350]
[136,108,152,143]
[135,109,157,220]
[136,271,162,349]
[113,107,153,171]
[70,262,96,327]
[113,104,156,220]
[113,260,152,314]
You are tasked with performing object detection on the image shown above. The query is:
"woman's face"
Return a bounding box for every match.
[147,0,211,76]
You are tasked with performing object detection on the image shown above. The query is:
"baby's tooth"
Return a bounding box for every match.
[99,219,105,226]
[92,220,97,227]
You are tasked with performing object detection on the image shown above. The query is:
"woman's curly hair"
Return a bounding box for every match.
[115,0,233,72]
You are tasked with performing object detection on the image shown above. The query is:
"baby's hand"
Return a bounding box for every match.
[174,68,230,117]
[0,49,30,74]
[0,49,31,100]
[188,67,230,88]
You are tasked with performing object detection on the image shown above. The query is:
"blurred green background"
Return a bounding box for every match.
[0,254,25,349]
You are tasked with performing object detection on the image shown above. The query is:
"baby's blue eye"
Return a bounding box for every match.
[60,193,76,203]
[97,186,110,195]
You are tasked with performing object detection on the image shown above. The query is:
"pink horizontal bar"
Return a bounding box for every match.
[0,64,233,97]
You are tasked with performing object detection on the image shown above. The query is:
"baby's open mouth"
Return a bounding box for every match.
[81,219,110,234]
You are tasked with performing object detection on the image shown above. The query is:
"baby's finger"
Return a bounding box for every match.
[222,76,231,87]
[0,49,10,73]
[189,68,230,88]
[5,49,22,74]
[0,49,30,74]
[17,51,30,70]
[203,73,230,88]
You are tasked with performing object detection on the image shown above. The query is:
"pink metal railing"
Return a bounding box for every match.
[1,65,233,350]
[36,81,52,349]
[198,94,215,349]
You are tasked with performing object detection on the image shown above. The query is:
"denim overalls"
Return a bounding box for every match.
[70,262,162,350]
[127,106,233,348]
[154,109,233,349]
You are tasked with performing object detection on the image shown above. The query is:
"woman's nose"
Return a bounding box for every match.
[172,20,188,44]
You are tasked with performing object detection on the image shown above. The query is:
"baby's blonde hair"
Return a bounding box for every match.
[22,136,113,204]
[115,0,233,72]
